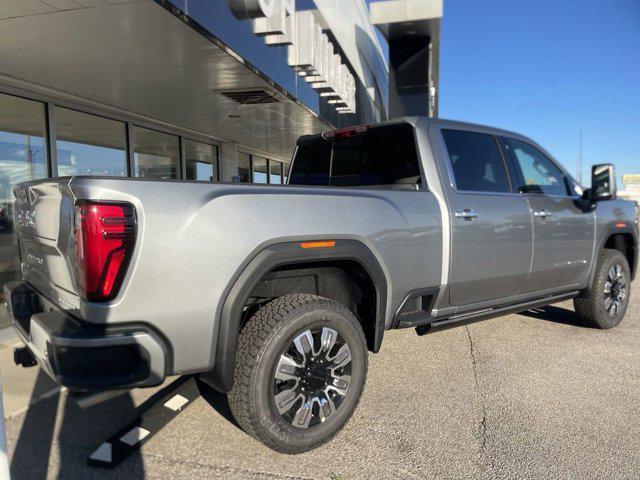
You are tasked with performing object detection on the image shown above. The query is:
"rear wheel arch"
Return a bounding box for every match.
[202,240,388,392]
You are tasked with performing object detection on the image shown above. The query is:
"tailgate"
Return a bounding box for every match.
[13,179,80,309]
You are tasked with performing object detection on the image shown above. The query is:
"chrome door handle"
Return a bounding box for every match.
[533,210,552,219]
[454,209,479,220]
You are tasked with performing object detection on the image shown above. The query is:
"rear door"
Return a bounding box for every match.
[498,136,595,292]
[439,128,533,307]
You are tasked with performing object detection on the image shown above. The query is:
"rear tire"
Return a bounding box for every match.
[228,294,368,453]
[574,249,631,329]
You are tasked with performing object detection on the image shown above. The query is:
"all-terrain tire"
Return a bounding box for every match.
[574,249,631,329]
[228,294,368,454]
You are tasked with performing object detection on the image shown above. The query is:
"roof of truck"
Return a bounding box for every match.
[298,116,532,145]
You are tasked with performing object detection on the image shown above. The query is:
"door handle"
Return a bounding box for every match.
[454,209,479,220]
[533,210,552,219]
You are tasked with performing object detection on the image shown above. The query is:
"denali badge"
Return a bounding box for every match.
[18,209,36,229]
[25,252,44,266]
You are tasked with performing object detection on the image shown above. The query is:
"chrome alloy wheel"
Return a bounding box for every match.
[604,264,627,317]
[273,327,352,429]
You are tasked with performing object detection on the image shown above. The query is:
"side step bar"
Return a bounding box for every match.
[415,291,580,336]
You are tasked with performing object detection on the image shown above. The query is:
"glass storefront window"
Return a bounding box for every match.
[185,139,218,181]
[237,153,251,183]
[55,107,127,177]
[133,126,179,179]
[0,93,49,328]
[253,156,268,184]
[270,160,283,184]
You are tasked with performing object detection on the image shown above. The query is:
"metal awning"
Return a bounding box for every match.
[0,0,329,160]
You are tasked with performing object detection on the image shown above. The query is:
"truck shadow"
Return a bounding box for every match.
[197,380,239,428]
[518,305,596,329]
[10,369,145,479]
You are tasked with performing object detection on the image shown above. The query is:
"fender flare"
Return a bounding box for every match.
[202,239,388,392]
[586,224,638,287]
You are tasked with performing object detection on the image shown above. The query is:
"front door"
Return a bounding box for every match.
[498,136,595,292]
[440,128,533,307]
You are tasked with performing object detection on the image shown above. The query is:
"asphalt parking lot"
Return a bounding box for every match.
[3,286,639,480]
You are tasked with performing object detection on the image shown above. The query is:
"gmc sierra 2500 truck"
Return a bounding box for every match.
[5,118,638,453]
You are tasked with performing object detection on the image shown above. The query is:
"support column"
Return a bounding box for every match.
[219,141,239,182]
[370,0,441,119]
[388,36,431,118]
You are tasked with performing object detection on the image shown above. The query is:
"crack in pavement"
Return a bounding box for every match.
[465,326,490,467]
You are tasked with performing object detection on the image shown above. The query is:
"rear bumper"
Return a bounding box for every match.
[4,280,166,391]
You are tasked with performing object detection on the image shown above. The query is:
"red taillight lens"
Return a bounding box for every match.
[74,201,135,302]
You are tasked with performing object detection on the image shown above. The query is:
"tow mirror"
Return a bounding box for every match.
[586,164,616,202]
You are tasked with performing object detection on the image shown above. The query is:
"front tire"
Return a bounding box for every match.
[228,294,368,453]
[574,249,631,329]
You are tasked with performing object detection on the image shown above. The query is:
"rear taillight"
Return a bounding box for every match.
[74,201,136,302]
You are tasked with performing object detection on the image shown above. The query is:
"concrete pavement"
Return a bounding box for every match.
[2,286,639,479]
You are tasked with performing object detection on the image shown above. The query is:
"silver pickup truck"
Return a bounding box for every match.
[5,118,638,453]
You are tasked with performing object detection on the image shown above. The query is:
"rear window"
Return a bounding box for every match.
[290,124,421,187]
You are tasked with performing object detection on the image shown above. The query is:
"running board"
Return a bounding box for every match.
[415,291,580,336]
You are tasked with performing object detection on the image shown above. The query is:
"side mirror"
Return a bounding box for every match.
[588,164,616,201]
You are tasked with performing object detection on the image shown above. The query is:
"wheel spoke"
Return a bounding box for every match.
[604,281,612,294]
[293,330,315,363]
[329,344,352,370]
[328,374,351,396]
[275,387,302,414]
[316,393,337,422]
[320,327,338,355]
[292,399,313,428]
[275,354,301,382]
[604,297,612,312]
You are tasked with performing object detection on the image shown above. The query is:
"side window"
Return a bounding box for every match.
[499,137,568,196]
[329,124,420,186]
[441,129,510,193]
[289,123,420,187]
[289,142,331,186]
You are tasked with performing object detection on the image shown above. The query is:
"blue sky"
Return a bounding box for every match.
[369,0,640,184]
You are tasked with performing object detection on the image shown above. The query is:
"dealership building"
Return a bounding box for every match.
[0,0,441,324]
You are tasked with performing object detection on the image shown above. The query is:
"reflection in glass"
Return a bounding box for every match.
[270,160,283,184]
[0,93,48,327]
[237,153,251,183]
[185,140,218,181]
[133,126,179,179]
[253,156,268,184]
[55,107,127,177]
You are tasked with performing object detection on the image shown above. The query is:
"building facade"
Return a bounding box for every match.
[0,0,441,325]
[619,173,640,204]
